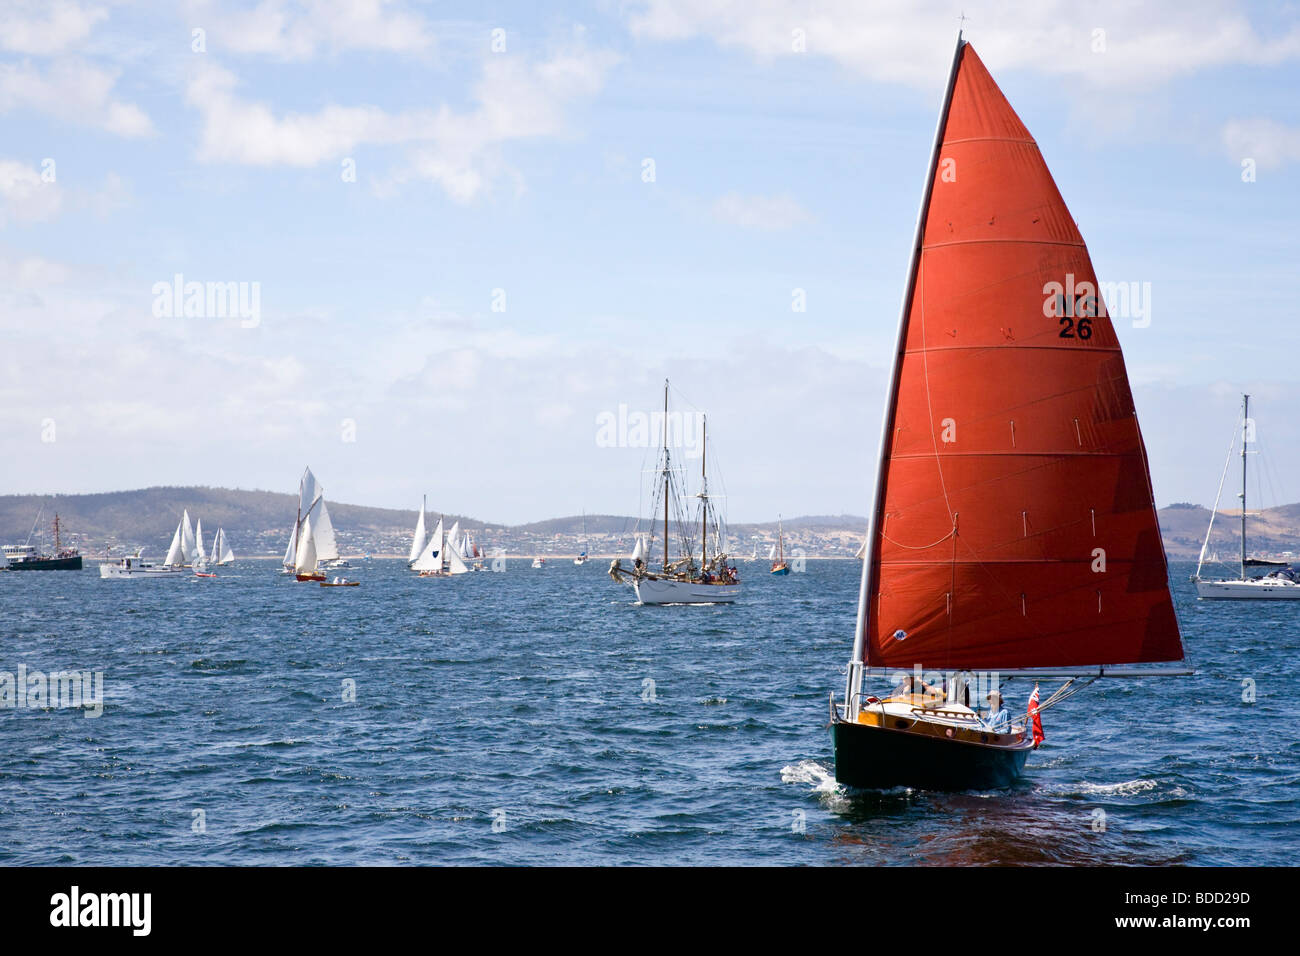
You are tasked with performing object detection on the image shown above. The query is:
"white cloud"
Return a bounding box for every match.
[710,192,812,230]
[0,58,153,137]
[394,47,618,202]
[0,1,107,55]
[1222,117,1300,170]
[625,0,1300,89]
[186,44,618,201]
[0,160,62,224]
[187,0,434,60]
[186,62,434,165]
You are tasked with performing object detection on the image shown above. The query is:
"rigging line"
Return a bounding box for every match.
[1196,420,1237,579]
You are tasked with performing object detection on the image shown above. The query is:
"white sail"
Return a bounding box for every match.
[411,517,444,572]
[282,522,298,569]
[299,467,323,518]
[854,536,867,560]
[180,510,195,564]
[217,529,235,565]
[446,521,463,558]
[194,519,206,564]
[768,544,777,560]
[409,497,427,564]
[164,517,185,567]
[446,543,470,575]
[314,500,340,562]
[209,528,221,565]
[294,515,318,574]
[631,536,645,561]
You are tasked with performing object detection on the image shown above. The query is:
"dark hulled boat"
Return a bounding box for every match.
[2,513,82,571]
[830,33,1189,791]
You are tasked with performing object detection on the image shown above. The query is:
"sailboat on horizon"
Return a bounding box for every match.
[209,528,235,566]
[770,516,790,575]
[284,467,343,582]
[608,380,740,604]
[574,512,589,565]
[411,515,471,576]
[1194,394,1300,598]
[830,33,1189,791]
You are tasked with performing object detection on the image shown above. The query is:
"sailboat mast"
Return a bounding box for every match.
[846,30,967,717]
[1241,393,1249,581]
[701,415,708,571]
[660,377,670,572]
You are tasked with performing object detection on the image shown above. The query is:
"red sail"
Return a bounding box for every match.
[864,43,1183,671]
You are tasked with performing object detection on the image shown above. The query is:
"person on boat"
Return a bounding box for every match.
[894,675,945,702]
[983,691,1011,733]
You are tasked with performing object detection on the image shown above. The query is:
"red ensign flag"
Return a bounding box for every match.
[1028,684,1045,748]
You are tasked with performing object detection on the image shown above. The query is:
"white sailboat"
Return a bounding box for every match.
[191,519,212,575]
[412,516,445,575]
[608,381,740,604]
[285,467,333,581]
[411,516,470,576]
[1194,394,1300,599]
[295,514,320,579]
[163,509,196,569]
[209,528,235,566]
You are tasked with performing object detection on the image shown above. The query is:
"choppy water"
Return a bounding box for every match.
[0,558,1295,865]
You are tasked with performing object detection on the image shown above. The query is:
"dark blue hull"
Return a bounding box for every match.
[832,718,1029,791]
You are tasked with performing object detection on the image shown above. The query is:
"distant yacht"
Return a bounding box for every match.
[770,515,790,576]
[163,509,197,570]
[284,468,342,581]
[531,556,545,569]
[100,550,186,579]
[101,509,193,578]
[411,516,470,576]
[2,509,82,571]
[209,528,235,566]
[574,512,589,565]
[608,380,740,604]
[1194,394,1300,599]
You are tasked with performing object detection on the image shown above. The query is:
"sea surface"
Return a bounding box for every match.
[1,558,1296,866]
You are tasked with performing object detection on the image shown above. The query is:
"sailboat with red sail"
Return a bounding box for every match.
[830,33,1190,791]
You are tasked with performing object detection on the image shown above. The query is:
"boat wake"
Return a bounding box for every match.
[780,759,840,794]
[1045,778,1160,798]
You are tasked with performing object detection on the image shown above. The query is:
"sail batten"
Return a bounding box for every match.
[857,40,1183,673]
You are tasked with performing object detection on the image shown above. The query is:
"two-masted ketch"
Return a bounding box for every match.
[770,516,790,575]
[609,380,740,604]
[829,34,1190,791]
[283,467,343,581]
[1193,395,1300,598]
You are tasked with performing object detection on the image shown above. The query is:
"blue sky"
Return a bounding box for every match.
[3,0,1299,524]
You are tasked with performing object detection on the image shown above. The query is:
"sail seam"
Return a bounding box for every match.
[923,238,1087,249]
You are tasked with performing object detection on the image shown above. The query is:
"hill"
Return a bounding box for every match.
[9,486,1283,561]
[0,488,870,558]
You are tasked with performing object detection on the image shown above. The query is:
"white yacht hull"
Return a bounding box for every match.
[99,564,189,579]
[632,578,740,605]
[1196,578,1300,599]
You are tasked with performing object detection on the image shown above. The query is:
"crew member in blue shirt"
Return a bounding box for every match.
[984,690,1010,733]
